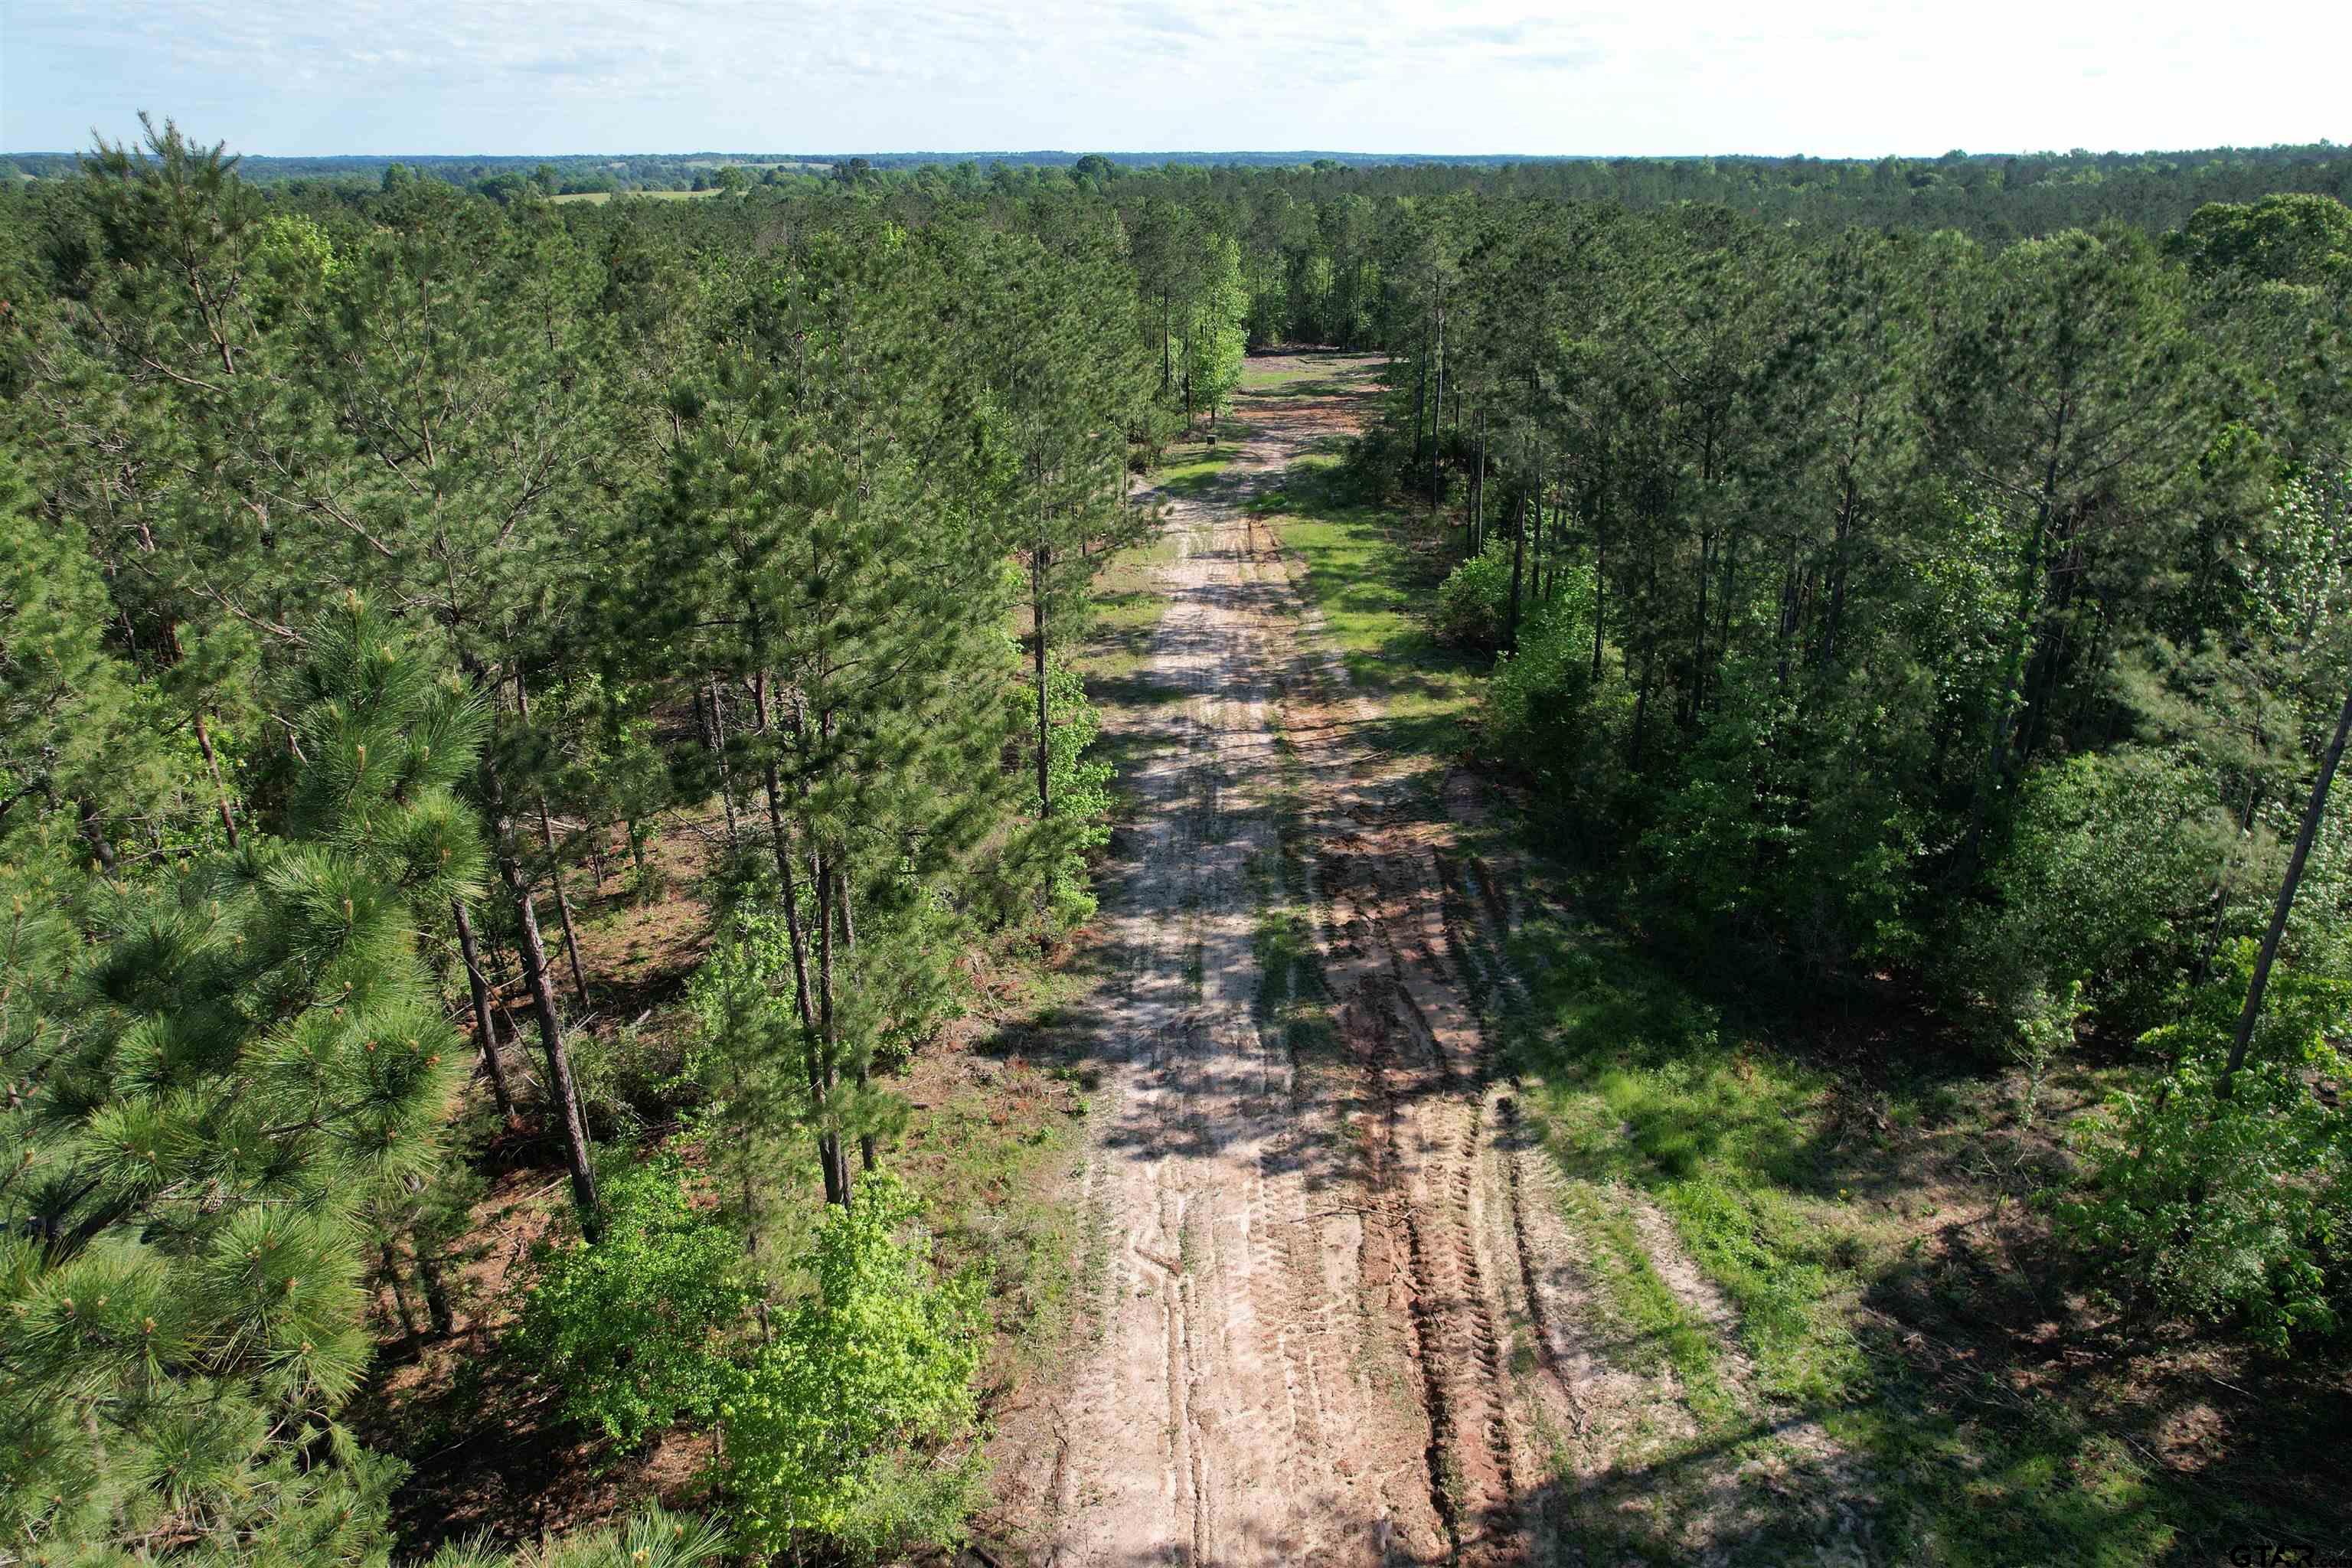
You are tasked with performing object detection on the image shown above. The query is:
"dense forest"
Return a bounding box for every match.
[2,117,2350,1562]
[6,139,2349,229]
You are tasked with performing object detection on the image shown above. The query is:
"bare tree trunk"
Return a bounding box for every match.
[1414,324,1429,486]
[78,799,117,871]
[405,1184,457,1338]
[753,672,838,1207]
[841,883,877,1175]
[1591,479,1608,684]
[816,858,851,1210]
[2221,676,2352,1096]
[482,750,599,1231]
[1506,490,1527,652]
[414,1242,456,1338]
[1034,543,1053,815]
[537,802,592,1010]
[514,671,592,1014]
[1429,294,1446,514]
[708,676,740,849]
[2193,774,2265,990]
[452,899,519,1125]
[194,710,240,849]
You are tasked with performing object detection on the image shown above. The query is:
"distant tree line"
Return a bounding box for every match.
[6,139,2346,235]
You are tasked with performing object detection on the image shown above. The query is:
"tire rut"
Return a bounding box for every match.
[1001,358,1577,1568]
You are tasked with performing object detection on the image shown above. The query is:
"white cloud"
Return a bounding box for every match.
[5,0,2344,156]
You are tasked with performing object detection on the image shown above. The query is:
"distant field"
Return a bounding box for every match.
[550,188,725,204]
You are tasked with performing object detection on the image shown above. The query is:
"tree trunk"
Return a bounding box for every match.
[1591,480,1608,684]
[842,883,877,1174]
[1414,325,1429,487]
[2220,676,2352,1096]
[1468,412,1482,555]
[539,812,591,1011]
[2193,773,2265,989]
[708,675,740,849]
[1715,524,1742,700]
[1429,297,1446,514]
[1034,544,1053,815]
[78,799,117,871]
[379,1241,423,1338]
[452,899,519,1125]
[1818,449,1860,671]
[414,1241,456,1338]
[1629,646,1655,771]
[514,671,592,1014]
[815,856,851,1210]
[754,673,838,1206]
[753,677,818,1040]
[482,753,599,1231]
[1506,491,1527,652]
[1958,500,2053,874]
[1687,529,1714,726]
[406,1182,457,1337]
[193,710,240,849]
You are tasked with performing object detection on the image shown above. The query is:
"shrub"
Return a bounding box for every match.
[1481,572,1605,805]
[1433,542,1514,650]
[722,1174,988,1560]
[2052,950,2352,1351]
[1952,746,2229,1044]
[513,1155,753,1444]
[1000,656,1113,930]
[420,1507,729,1568]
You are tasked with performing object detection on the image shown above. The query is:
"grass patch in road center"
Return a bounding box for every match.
[1252,453,1483,771]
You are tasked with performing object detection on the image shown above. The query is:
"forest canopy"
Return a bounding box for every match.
[2,116,2350,1561]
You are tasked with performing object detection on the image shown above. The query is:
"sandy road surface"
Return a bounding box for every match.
[988,355,1600,1567]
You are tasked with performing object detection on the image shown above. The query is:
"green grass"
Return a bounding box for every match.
[1500,926,2341,1566]
[1253,452,1483,770]
[1250,714,1341,1070]
[1236,362,1353,397]
[1150,443,1246,501]
[897,952,1098,1376]
[1552,1177,1742,1424]
[1073,528,1184,690]
[1235,436,2339,1563]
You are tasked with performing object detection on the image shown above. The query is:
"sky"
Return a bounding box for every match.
[4,0,2347,159]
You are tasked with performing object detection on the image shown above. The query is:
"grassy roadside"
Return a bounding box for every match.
[1242,422,2350,1564]
[1506,934,2202,1566]
[1071,440,1238,694]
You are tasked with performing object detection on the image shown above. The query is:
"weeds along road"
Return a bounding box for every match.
[995,354,1594,1568]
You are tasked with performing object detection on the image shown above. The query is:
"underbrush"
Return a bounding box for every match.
[1505,922,2350,1566]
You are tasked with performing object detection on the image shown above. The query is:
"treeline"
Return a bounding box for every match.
[1378,186,2352,1347]
[11,137,2347,243]
[0,122,1173,1558]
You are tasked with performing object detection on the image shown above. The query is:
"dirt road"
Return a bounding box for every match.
[993,355,1592,1567]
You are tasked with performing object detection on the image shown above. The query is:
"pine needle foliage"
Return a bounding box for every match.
[1,603,482,1559]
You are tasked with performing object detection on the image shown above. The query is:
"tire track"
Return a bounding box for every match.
[999,357,1628,1568]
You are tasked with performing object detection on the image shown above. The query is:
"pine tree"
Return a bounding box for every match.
[1,599,482,1556]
